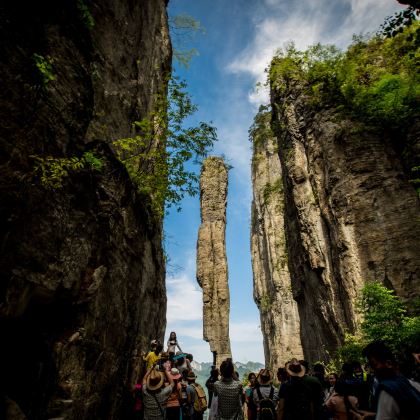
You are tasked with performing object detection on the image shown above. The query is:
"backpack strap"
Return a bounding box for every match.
[256,386,263,400]
[151,392,165,418]
[269,386,274,400]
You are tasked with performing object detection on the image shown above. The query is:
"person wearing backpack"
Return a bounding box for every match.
[165,368,183,420]
[245,372,257,420]
[187,370,208,419]
[277,358,315,420]
[179,375,195,420]
[362,341,420,420]
[252,369,277,420]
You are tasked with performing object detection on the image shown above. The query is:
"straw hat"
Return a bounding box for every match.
[285,358,306,377]
[187,371,197,381]
[257,369,273,385]
[147,369,164,391]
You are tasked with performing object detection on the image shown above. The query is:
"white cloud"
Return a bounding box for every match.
[166,252,203,323]
[231,320,265,363]
[227,0,403,106]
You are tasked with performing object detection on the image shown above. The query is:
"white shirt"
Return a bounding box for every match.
[376,379,420,420]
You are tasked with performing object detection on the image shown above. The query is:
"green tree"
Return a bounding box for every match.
[358,282,420,354]
[169,13,205,68]
[113,76,217,216]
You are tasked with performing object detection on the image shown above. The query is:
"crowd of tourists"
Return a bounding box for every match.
[132,333,420,420]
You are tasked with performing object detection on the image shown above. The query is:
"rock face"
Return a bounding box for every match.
[0,1,170,418]
[264,82,420,362]
[197,157,232,366]
[250,111,304,369]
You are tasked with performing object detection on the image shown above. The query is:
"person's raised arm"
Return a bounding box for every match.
[164,369,174,387]
[142,365,154,386]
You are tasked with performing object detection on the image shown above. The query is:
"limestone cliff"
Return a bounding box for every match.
[250,111,303,369]
[197,157,232,366]
[0,1,171,418]
[266,83,420,362]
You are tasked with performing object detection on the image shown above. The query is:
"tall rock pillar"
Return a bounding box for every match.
[250,111,303,369]
[197,157,232,366]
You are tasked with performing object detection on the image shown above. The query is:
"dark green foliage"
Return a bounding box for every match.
[33,53,55,86]
[409,165,420,197]
[328,283,420,368]
[249,105,272,147]
[113,76,217,216]
[270,20,420,130]
[32,152,103,189]
[76,0,95,29]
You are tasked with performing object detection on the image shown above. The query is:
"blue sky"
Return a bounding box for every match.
[163,0,404,363]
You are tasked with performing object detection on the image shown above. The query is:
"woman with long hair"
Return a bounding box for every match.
[325,380,361,420]
[167,331,182,360]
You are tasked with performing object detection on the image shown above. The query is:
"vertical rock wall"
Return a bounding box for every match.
[268,84,420,362]
[250,112,304,369]
[197,157,232,366]
[0,0,171,418]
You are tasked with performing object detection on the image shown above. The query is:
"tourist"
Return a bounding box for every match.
[277,358,314,420]
[214,359,245,419]
[362,341,420,419]
[187,370,208,420]
[165,368,182,420]
[175,352,191,376]
[276,368,288,385]
[179,374,195,420]
[324,373,338,403]
[253,369,277,419]
[167,332,182,359]
[206,366,219,409]
[352,361,370,410]
[142,366,173,420]
[324,380,360,420]
[144,343,162,370]
[301,360,325,418]
[245,372,257,420]
[313,363,328,390]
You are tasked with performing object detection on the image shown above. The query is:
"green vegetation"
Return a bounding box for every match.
[269,16,420,196]
[33,53,55,86]
[169,14,205,68]
[263,178,283,206]
[32,151,103,189]
[249,105,272,147]
[76,0,95,29]
[113,76,217,216]
[326,282,420,370]
[270,20,419,130]
[259,294,272,312]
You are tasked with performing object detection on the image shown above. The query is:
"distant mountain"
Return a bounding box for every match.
[191,360,265,387]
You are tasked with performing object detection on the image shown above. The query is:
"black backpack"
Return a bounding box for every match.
[256,386,276,420]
